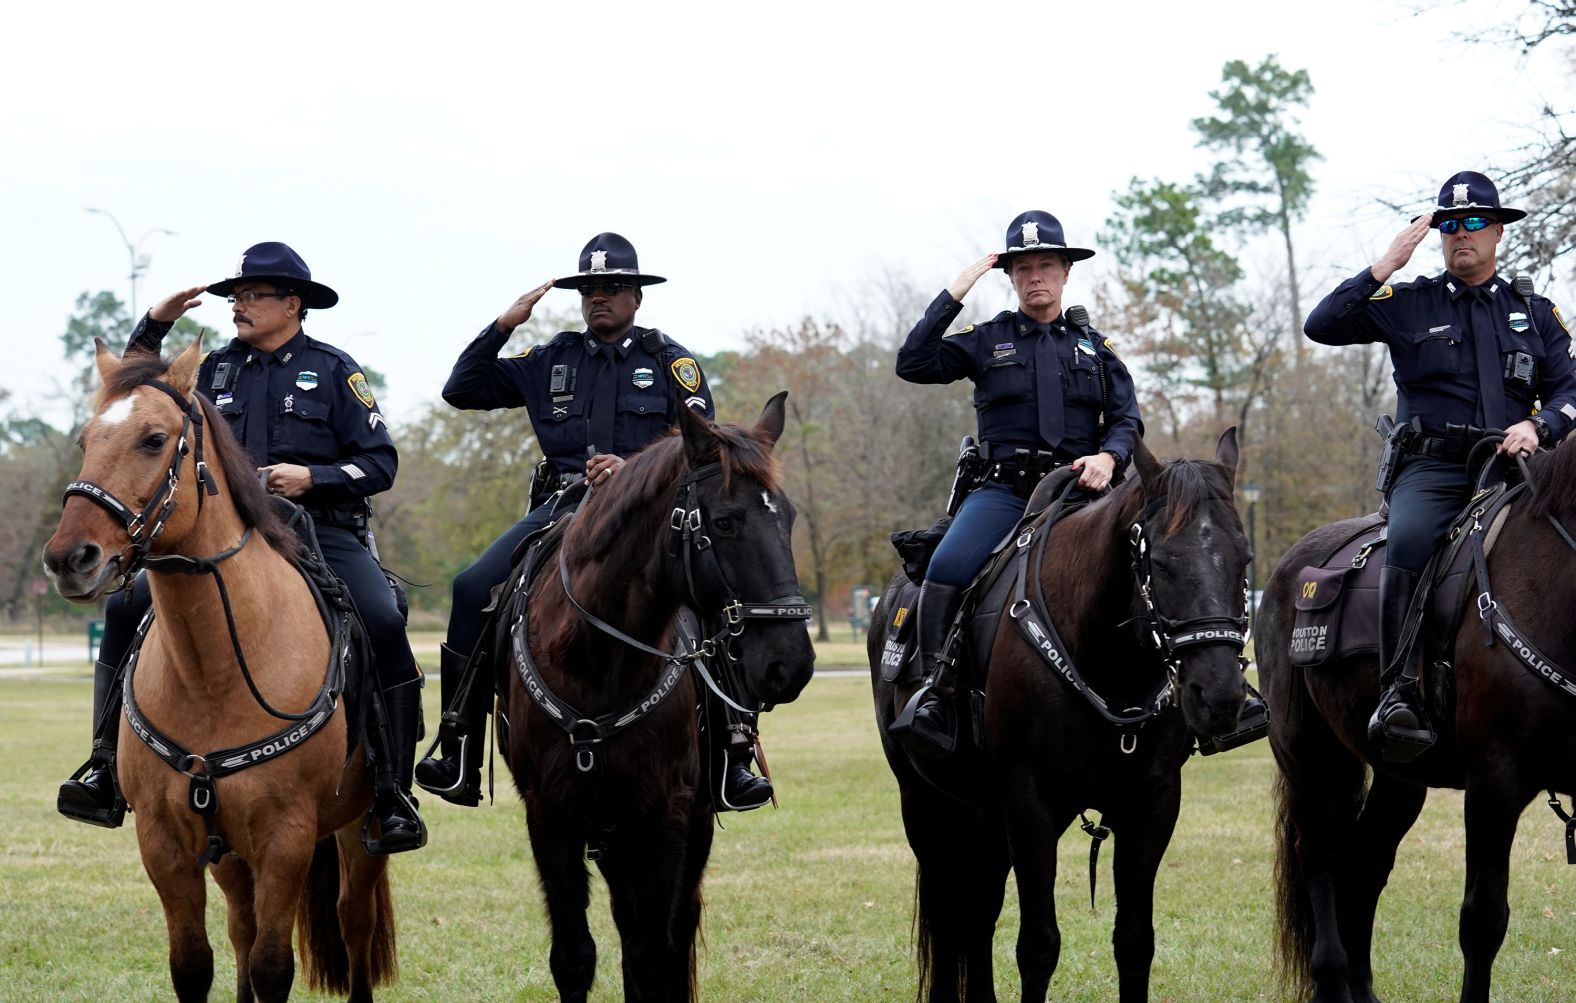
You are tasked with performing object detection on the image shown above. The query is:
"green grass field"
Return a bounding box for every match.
[2,661,1572,1001]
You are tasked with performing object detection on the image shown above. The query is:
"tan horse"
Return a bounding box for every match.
[42,340,396,1003]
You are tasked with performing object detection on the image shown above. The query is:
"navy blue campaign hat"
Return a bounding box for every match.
[1412,171,1526,227]
[206,242,339,309]
[552,232,667,290]
[996,210,1096,268]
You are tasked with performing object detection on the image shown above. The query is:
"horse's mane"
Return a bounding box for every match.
[106,350,298,557]
[569,418,781,566]
[1526,436,1576,521]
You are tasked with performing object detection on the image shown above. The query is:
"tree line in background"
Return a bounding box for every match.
[6,14,1571,636]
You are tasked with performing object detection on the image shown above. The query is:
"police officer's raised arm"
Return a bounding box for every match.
[443,279,554,411]
[123,285,209,356]
[1305,216,1432,347]
[896,254,998,384]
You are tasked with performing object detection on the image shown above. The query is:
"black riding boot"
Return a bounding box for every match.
[1367,566,1436,762]
[414,644,486,806]
[58,660,127,828]
[888,581,963,756]
[365,679,428,855]
[716,716,773,812]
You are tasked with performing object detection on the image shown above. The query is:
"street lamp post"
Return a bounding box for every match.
[86,208,175,321]
[1243,482,1262,614]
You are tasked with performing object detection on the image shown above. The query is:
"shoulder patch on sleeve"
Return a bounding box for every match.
[507,345,534,359]
[1102,337,1122,361]
[946,323,975,338]
[1369,285,1393,301]
[347,372,376,409]
[670,357,702,393]
[1554,305,1569,334]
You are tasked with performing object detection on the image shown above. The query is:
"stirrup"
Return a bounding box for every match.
[1367,699,1437,763]
[718,765,773,812]
[57,758,126,829]
[415,732,482,806]
[888,682,957,757]
[1197,688,1270,756]
[362,790,428,855]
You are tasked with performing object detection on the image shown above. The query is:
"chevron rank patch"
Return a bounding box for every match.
[1370,285,1394,301]
[671,357,701,393]
[348,372,376,409]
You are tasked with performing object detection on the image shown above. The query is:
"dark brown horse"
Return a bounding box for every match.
[42,341,396,1002]
[501,392,816,1002]
[1261,441,1576,1003]
[870,431,1251,1002]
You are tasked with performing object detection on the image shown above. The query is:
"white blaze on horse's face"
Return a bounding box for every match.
[99,394,137,427]
[761,491,777,514]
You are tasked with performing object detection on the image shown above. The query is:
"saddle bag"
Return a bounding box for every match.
[877,578,921,683]
[1291,546,1381,669]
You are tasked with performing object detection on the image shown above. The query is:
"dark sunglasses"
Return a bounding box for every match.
[579,281,635,297]
[1438,216,1492,234]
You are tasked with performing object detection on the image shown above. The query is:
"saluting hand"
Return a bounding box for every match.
[148,284,209,323]
[1370,214,1434,283]
[1071,452,1117,493]
[947,254,999,302]
[496,279,556,335]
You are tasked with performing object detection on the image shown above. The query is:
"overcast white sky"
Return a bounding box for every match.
[3,0,1569,430]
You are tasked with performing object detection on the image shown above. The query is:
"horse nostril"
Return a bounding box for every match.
[70,542,103,575]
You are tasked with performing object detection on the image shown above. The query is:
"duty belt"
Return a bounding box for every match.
[1411,423,1492,463]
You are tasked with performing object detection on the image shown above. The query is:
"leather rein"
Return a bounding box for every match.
[512,460,811,774]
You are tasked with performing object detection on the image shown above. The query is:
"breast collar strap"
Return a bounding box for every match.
[519,462,813,772]
[61,379,219,591]
[1006,492,1248,749]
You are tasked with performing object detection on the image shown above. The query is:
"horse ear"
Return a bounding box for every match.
[166,337,203,396]
[93,338,119,387]
[754,391,789,448]
[1215,426,1240,488]
[676,396,716,468]
[1132,435,1163,495]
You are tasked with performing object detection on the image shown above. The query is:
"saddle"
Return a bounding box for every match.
[880,468,1089,692]
[1290,482,1521,672]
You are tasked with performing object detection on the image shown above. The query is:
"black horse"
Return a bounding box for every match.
[1261,441,1576,1003]
[870,430,1251,1002]
[499,392,815,1003]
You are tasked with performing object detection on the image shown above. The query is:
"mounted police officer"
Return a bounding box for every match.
[57,241,427,853]
[415,232,774,811]
[1306,171,1576,762]
[889,210,1143,753]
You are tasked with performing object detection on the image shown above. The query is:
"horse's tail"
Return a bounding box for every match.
[1272,770,1315,1001]
[912,869,934,1003]
[296,836,398,993]
[298,836,351,992]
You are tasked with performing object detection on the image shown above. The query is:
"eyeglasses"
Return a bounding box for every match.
[225,290,293,305]
[1438,216,1492,235]
[579,281,635,297]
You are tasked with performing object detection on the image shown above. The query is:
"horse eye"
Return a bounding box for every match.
[711,516,736,534]
[142,432,168,452]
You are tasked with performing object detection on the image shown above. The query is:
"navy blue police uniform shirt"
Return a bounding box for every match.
[128,315,397,509]
[896,289,1142,464]
[443,320,716,473]
[1305,267,1576,440]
